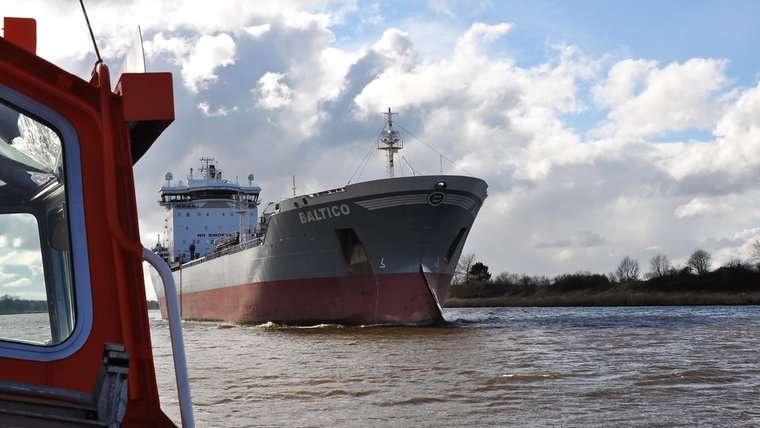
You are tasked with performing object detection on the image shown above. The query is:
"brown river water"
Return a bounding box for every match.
[148,306,760,427]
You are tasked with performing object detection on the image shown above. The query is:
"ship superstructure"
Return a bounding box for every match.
[159,157,261,263]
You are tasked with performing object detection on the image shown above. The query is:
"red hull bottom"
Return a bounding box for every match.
[158,272,452,325]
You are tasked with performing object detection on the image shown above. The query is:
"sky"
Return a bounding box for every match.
[3,0,760,300]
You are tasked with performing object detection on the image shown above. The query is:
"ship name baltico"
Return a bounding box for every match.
[299,204,350,223]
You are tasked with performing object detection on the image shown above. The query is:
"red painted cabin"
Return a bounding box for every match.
[0,17,182,426]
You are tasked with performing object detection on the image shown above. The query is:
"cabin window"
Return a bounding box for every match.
[0,98,81,350]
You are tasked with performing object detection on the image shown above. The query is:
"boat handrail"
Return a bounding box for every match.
[306,187,346,198]
[213,231,239,249]
[174,236,264,270]
[142,247,195,428]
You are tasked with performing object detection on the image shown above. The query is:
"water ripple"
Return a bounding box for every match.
[147,306,760,427]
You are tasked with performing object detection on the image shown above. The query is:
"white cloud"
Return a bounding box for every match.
[181,33,236,92]
[254,72,293,109]
[457,22,512,49]
[592,58,729,138]
[372,28,415,67]
[593,59,655,107]
[712,82,760,169]
[354,22,516,116]
[244,24,271,38]
[0,269,14,282]
[0,249,43,294]
[144,32,192,62]
[648,80,760,192]
[0,250,42,269]
[197,101,237,116]
[359,3,383,26]
[674,195,746,219]
[2,277,32,288]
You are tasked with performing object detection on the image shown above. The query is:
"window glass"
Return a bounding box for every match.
[0,101,74,346]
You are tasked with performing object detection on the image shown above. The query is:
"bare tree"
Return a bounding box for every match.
[454,253,476,284]
[614,256,640,282]
[752,239,760,265]
[648,253,671,278]
[687,249,712,275]
[494,272,519,286]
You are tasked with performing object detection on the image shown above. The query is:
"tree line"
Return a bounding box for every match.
[0,294,47,314]
[612,249,715,282]
[448,241,760,305]
[0,295,162,314]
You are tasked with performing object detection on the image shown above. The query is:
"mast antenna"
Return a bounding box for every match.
[79,0,102,65]
[376,108,403,178]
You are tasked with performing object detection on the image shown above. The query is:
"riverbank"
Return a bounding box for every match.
[445,290,760,307]
[444,264,760,307]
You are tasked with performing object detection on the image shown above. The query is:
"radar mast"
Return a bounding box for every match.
[376,108,403,178]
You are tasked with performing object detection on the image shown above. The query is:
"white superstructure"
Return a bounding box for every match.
[159,157,261,263]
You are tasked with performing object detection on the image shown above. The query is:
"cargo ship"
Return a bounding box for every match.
[151,110,487,325]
